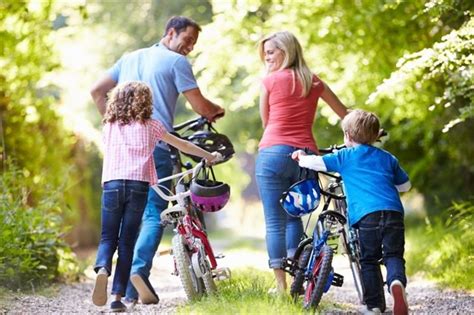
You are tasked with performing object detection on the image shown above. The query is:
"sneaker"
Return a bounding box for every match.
[130,273,159,304]
[92,267,108,306]
[363,307,382,315]
[390,280,408,315]
[110,300,127,312]
[123,297,137,309]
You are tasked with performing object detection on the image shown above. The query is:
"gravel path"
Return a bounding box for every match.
[3,245,473,314]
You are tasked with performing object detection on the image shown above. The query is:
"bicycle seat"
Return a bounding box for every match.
[160,205,186,223]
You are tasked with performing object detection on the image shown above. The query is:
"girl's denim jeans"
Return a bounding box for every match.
[356,210,407,311]
[94,179,149,296]
[256,145,305,269]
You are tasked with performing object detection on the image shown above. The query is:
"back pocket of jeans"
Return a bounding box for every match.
[130,189,148,213]
[102,189,119,212]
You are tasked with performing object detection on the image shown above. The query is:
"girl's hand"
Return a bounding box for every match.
[206,152,223,165]
[291,150,306,161]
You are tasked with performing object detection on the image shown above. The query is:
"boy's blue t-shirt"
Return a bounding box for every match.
[322,144,409,226]
[107,44,198,133]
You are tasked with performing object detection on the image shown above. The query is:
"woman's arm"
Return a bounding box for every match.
[161,132,216,163]
[321,83,348,119]
[259,84,269,128]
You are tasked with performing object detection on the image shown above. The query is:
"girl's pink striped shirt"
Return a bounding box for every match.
[101,119,166,185]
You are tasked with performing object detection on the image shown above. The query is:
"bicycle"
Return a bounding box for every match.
[152,116,233,301]
[280,147,369,310]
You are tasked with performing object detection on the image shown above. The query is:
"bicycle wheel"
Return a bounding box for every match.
[202,268,217,295]
[172,234,204,300]
[303,245,334,310]
[290,244,312,301]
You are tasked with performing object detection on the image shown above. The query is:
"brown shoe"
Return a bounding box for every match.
[390,280,408,315]
[92,267,108,306]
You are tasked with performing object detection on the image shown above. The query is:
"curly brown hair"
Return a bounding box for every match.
[103,81,153,125]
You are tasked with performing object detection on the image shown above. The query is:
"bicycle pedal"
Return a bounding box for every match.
[212,267,231,281]
[331,272,344,287]
[215,253,225,259]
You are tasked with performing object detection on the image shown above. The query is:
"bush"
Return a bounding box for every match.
[406,199,474,290]
[0,165,78,290]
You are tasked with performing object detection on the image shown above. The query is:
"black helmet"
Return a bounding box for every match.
[183,130,234,164]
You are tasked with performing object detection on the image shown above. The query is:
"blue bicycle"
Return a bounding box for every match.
[281,148,367,310]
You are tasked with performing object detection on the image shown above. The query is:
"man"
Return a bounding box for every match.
[90,16,224,306]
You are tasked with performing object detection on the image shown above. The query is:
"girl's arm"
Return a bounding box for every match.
[320,83,348,119]
[259,84,269,128]
[161,132,217,163]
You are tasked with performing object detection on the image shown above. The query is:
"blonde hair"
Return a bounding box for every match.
[341,109,380,144]
[259,31,314,97]
[103,81,153,125]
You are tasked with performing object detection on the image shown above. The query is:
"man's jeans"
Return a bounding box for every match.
[356,210,407,311]
[125,147,173,300]
[256,145,304,269]
[94,179,149,296]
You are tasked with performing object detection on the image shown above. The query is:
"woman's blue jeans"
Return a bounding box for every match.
[125,147,173,300]
[94,179,149,296]
[256,145,304,269]
[356,210,407,311]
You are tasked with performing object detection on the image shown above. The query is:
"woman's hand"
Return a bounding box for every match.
[291,150,306,161]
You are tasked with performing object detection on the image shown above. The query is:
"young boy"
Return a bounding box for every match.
[292,109,410,315]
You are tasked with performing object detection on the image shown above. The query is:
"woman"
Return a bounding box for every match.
[255,31,348,293]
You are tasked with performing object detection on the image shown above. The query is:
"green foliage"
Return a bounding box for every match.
[406,200,474,290]
[193,0,474,214]
[0,166,78,290]
[176,267,336,314]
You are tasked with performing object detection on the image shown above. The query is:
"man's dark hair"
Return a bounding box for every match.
[164,16,201,37]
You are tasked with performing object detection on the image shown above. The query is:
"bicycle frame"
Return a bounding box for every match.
[152,162,217,269]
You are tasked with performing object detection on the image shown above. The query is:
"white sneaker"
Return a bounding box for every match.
[363,306,382,314]
[390,280,408,315]
[92,267,108,306]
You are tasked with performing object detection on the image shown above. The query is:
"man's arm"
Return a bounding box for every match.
[90,74,117,116]
[182,88,225,121]
[320,83,348,119]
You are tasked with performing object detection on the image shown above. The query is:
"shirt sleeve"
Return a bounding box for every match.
[392,156,410,185]
[173,57,198,93]
[262,74,274,92]
[107,56,124,82]
[322,150,344,173]
[299,155,327,171]
[150,119,167,143]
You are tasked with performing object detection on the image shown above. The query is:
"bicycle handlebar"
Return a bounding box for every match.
[318,129,388,155]
[151,160,205,202]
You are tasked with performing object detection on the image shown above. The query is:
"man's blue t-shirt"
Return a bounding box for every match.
[322,144,409,226]
[108,44,198,135]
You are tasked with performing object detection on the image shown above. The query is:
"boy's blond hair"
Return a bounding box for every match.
[341,109,380,144]
[103,81,153,125]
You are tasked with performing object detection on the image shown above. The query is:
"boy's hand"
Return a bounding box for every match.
[206,152,223,165]
[291,150,306,161]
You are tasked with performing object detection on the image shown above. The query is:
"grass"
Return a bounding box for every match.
[176,267,337,315]
[405,200,474,290]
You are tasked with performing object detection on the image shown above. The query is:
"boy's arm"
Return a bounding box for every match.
[396,181,411,192]
[298,155,328,172]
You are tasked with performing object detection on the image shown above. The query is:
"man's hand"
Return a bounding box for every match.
[291,150,306,161]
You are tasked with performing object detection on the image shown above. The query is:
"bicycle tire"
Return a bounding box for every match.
[290,244,312,301]
[172,234,204,300]
[303,245,334,310]
[202,268,217,295]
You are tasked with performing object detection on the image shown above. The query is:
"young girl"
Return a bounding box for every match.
[92,81,221,312]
